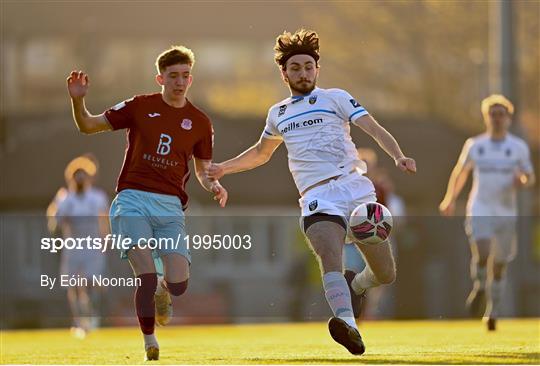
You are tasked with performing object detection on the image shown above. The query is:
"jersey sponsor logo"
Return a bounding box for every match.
[181,119,192,130]
[156,133,172,155]
[349,99,361,108]
[308,200,318,211]
[279,118,324,134]
[148,113,161,118]
[278,105,287,117]
[309,95,317,105]
[143,153,180,167]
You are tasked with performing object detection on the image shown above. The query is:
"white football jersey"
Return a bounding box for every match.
[56,188,109,238]
[262,87,369,193]
[459,133,534,216]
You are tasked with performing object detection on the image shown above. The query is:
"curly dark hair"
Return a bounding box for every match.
[274,29,320,69]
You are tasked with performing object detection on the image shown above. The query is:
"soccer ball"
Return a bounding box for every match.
[349,202,393,245]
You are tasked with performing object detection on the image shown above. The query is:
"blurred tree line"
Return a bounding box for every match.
[304,0,538,145]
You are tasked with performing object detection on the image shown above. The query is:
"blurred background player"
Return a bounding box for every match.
[344,148,406,319]
[208,29,416,355]
[439,94,535,331]
[66,46,227,360]
[46,155,109,338]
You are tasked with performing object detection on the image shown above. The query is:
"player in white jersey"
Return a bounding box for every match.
[439,94,535,331]
[47,155,109,337]
[207,29,416,354]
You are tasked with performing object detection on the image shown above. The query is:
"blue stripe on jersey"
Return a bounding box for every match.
[264,130,274,136]
[277,109,337,128]
[349,108,367,122]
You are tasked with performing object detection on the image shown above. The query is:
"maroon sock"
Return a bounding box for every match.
[165,279,189,296]
[135,273,157,335]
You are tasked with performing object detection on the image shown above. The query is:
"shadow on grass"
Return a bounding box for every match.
[233,351,540,364]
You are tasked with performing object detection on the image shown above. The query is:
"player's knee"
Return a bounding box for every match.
[492,263,506,281]
[315,246,342,268]
[476,257,489,267]
[166,279,188,296]
[375,268,396,285]
[137,273,158,292]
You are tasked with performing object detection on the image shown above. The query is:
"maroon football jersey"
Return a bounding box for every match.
[373,181,388,207]
[105,93,213,207]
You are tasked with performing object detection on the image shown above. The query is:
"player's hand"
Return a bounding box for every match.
[207,163,225,180]
[396,157,416,174]
[438,199,455,216]
[67,70,89,99]
[211,182,228,208]
[513,169,528,188]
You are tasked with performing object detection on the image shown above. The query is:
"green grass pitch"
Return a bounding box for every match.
[1,319,539,364]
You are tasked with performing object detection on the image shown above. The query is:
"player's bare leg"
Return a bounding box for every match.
[128,247,159,361]
[155,254,190,326]
[351,241,396,296]
[67,286,86,338]
[87,284,103,329]
[467,238,491,317]
[76,285,92,333]
[484,261,507,331]
[305,220,365,355]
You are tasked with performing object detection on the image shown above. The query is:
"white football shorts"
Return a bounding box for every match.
[465,216,517,263]
[299,171,377,241]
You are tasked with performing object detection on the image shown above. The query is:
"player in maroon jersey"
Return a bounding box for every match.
[67,45,227,361]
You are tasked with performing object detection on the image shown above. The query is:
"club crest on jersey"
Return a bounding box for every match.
[181,119,192,130]
[309,95,317,105]
[308,200,318,211]
[349,99,361,108]
[278,105,287,117]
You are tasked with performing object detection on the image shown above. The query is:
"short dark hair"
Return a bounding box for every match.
[155,45,195,73]
[274,29,320,69]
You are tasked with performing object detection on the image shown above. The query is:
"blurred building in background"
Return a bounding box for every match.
[1,1,538,328]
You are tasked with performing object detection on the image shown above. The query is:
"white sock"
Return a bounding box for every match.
[351,267,380,294]
[323,271,357,329]
[486,278,504,318]
[143,333,159,349]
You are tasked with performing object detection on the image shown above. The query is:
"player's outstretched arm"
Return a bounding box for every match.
[439,146,473,216]
[207,137,282,180]
[67,71,112,135]
[194,158,228,208]
[353,114,416,174]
